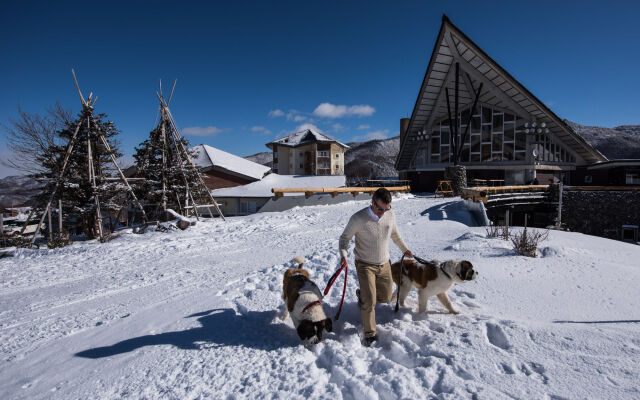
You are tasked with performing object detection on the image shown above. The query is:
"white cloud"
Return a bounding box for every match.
[352,129,390,142]
[313,103,375,118]
[268,109,285,118]
[332,123,345,132]
[294,123,323,133]
[181,126,223,136]
[251,126,272,135]
[292,115,307,122]
[357,124,370,130]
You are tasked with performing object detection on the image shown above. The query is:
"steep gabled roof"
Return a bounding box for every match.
[396,15,606,170]
[266,129,349,150]
[192,144,271,181]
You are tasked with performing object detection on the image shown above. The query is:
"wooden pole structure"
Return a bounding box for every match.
[557,182,563,229]
[58,199,63,234]
[158,95,225,220]
[47,206,53,242]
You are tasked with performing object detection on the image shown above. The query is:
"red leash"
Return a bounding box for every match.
[324,259,348,320]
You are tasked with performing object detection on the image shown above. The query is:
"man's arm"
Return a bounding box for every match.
[339,214,360,261]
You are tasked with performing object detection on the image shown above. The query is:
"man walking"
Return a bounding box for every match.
[339,188,412,346]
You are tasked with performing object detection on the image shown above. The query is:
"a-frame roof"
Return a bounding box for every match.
[266,129,349,150]
[396,15,606,170]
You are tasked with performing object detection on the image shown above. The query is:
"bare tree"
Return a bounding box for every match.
[1,103,72,174]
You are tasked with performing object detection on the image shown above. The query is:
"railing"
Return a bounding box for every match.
[271,186,411,198]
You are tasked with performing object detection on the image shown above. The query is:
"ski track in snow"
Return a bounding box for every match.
[1,195,640,399]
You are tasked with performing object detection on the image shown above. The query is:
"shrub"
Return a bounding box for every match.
[510,227,549,257]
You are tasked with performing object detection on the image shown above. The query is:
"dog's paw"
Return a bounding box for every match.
[450,310,460,315]
[277,304,289,320]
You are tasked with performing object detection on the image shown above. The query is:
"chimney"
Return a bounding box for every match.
[400,118,410,149]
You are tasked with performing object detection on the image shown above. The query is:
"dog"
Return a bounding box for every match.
[391,258,478,314]
[279,256,332,343]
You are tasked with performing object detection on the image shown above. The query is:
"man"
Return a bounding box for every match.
[339,188,413,346]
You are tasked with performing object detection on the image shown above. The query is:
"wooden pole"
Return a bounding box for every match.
[58,199,63,234]
[557,182,563,229]
[47,206,53,242]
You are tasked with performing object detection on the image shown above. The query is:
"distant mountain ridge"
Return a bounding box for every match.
[564,121,640,159]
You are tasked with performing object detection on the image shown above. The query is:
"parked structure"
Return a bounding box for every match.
[396,15,607,192]
[267,129,349,175]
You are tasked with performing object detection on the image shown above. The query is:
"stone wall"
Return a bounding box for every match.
[562,190,640,240]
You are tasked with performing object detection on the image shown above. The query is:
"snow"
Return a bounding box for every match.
[1,195,639,399]
[210,173,346,197]
[192,144,271,180]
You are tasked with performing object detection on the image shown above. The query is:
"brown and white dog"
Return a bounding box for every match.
[391,258,478,314]
[279,256,332,344]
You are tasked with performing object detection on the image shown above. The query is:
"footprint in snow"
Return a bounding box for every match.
[485,322,511,351]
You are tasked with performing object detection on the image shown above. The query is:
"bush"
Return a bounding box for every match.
[47,232,72,248]
[486,223,510,240]
[510,227,549,257]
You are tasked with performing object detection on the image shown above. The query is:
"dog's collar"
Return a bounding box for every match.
[415,256,453,280]
[302,300,322,313]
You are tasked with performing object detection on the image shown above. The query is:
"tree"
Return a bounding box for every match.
[33,108,125,239]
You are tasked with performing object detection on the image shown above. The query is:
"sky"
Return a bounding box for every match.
[1,0,639,177]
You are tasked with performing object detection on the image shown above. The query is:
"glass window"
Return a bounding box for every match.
[471,153,481,162]
[482,125,491,142]
[504,123,515,142]
[492,133,503,152]
[471,116,481,133]
[504,142,514,160]
[482,106,492,124]
[481,144,491,161]
[504,113,515,122]
[440,145,450,163]
[493,113,503,132]
[515,151,526,161]
[441,128,450,145]
[461,145,470,162]
[515,132,526,151]
[461,108,470,125]
[515,118,526,131]
[471,134,481,153]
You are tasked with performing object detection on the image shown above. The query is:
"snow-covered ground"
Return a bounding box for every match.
[1,195,639,399]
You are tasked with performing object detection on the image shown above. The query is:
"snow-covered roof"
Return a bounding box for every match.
[191,144,271,181]
[210,174,346,198]
[266,129,349,150]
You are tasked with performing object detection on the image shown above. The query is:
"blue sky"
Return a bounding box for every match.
[1,0,639,177]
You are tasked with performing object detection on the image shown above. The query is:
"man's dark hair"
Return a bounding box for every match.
[372,188,392,204]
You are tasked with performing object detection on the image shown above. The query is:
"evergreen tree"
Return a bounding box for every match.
[33,108,125,239]
[133,120,209,220]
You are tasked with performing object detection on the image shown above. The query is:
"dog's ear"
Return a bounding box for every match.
[461,261,475,280]
[324,317,333,332]
[296,319,315,340]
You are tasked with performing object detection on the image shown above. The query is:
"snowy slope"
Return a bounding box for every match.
[1,195,639,399]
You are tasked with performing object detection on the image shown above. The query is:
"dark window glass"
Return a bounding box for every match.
[471,153,481,162]
[482,144,491,161]
[482,125,491,142]
[471,116,481,133]
[504,142,514,160]
[515,132,526,151]
[471,135,481,152]
[430,137,440,158]
[461,108,471,124]
[441,146,450,163]
[441,128,450,145]
[493,113,503,132]
[461,145,470,162]
[504,113,515,122]
[515,151,526,161]
[515,118,526,131]
[441,118,450,127]
[504,123,515,141]
[492,133,503,152]
[482,106,492,124]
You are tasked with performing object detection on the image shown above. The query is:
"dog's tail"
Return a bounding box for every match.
[291,255,305,268]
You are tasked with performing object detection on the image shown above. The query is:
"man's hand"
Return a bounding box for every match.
[340,257,347,268]
[404,250,413,259]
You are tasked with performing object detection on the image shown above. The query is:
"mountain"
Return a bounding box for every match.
[244,151,273,168]
[565,121,640,159]
[0,175,44,208]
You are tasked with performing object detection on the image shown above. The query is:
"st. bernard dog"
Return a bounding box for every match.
[391,258,478,314]
[279,256,332,344]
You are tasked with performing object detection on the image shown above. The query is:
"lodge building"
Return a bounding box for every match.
[396,15,609,191]
[267,129,349,175]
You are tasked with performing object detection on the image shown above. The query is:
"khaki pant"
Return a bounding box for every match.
[355,260,392,338]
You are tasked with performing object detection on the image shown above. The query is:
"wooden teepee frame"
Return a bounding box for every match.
[154,80,225,221]
[25,69,148,247]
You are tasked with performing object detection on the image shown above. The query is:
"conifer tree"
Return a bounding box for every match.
[33,108,125,239]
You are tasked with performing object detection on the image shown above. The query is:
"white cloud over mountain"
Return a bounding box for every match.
[182,126,223,136]
[312,103,375,118]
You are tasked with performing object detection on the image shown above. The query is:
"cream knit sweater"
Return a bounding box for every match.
[339,206,409,265]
